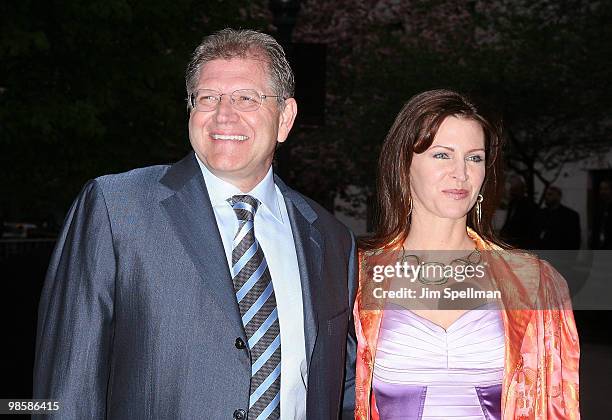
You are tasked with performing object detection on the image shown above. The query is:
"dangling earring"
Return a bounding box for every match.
[476,194,484,225]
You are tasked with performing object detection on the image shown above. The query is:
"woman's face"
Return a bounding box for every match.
[410,116,486,222]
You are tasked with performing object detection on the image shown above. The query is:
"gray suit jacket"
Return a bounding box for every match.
[34,153,357,419]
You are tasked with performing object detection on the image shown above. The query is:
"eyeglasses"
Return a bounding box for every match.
[189,88,284,112]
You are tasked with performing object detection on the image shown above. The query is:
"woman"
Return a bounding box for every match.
[353,89,580,419]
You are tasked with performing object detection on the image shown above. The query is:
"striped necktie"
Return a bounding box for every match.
[228,194,281,419]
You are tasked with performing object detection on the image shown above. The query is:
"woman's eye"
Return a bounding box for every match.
[467,155,484,162]
[433,152,450,159]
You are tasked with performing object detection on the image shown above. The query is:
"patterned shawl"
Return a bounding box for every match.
[353,229,580,419]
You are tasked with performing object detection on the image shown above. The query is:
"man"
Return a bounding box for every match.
[34,29,357,419]
[500,175,538,249]
[592,179,612,249]
[535,186,581,249]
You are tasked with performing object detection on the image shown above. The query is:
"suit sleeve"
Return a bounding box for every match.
[341,232,358,419]
[33,180,116,419]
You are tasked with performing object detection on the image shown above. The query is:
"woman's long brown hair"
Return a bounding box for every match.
[361,89,507,251]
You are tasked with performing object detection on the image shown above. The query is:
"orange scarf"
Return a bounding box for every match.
[353,229,580,419]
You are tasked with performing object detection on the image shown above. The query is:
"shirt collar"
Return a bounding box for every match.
[194,152,283,223]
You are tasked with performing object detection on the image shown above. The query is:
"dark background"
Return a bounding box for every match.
[1,0,611,417]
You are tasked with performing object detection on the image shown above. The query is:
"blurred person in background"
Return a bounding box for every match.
[500,175,538,249]
[591,179,612,249]
[535,186,581,250]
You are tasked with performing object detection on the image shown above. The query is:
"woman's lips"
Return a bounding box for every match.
[442,189,469,200]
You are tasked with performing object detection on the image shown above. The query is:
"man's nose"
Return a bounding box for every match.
[214,95,239,122]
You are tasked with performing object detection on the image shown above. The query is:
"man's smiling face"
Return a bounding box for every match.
[188,56,296,191]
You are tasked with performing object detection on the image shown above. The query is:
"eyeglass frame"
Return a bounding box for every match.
[189,88,286,112]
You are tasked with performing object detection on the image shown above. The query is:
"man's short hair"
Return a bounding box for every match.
[185,28,295,110]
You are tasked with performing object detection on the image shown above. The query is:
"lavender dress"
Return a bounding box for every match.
[372,303,504,420]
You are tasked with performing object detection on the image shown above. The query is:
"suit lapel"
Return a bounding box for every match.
[276,176,323,368]
[158,160,323,362]
[159,154,244,338]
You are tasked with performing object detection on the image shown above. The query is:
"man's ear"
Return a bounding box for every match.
[277,98,297,143]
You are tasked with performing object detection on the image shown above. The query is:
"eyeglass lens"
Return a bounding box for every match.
[192,89,262,111]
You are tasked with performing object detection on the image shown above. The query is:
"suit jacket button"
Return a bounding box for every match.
[233,409,246,419]
[235,338,246,349]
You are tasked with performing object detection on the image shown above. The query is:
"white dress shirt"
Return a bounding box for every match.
[195,154,307,419]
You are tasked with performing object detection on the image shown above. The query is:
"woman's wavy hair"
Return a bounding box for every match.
[361,89,506,250]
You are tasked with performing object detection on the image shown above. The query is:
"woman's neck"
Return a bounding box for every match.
[404,213,475,250]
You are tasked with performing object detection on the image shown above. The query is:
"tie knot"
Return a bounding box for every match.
[228,194,259,221]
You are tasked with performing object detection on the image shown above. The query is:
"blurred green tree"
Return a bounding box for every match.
[284,0,612,217]
[2,0,611,225]
[0,0,269,223]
